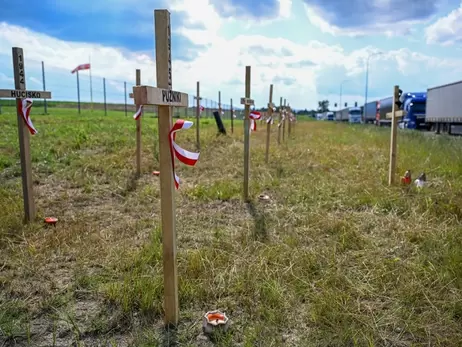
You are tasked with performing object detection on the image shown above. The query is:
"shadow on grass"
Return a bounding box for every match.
[246,201,269,242]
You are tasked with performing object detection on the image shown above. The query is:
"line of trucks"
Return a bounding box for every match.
[316,79,462,134]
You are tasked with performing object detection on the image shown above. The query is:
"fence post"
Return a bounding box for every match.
[41,61,47,114]
[103,78,107,116]
[124,81,127,116]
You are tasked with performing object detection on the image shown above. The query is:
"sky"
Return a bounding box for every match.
[1,0,462,110]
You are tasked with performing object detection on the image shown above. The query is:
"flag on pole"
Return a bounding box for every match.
[71,63,91,74]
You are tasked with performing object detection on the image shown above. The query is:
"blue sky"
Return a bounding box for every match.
[1,0,462,110]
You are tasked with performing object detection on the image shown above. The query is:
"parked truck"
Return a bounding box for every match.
[400,92,427,129]
[364,101,378,124]
[335,108,349,122]
[426,80,462,134]
[376,97,393,126]
[348,106,362,123]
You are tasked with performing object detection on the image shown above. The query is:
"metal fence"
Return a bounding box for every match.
[0,56,244,119]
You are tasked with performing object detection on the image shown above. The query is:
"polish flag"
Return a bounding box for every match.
[71,63,91,74]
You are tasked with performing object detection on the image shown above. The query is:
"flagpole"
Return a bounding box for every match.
[89,54,93,112]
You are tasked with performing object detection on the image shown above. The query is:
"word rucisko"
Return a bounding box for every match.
[0,89,52,99]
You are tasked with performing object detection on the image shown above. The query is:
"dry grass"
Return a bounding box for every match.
[1,106,462,346]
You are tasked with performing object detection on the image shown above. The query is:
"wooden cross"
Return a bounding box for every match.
[388,85,400,185]
[230,98,234,134]
[195,81,202,150]
[282,98,287,142]
[278,97,282,145]
[135,69,142,177]
[131,9,190,327]
[265,85,274,163]
[240,66,254,202]
[0,47,52,223]
[287,103,292,137]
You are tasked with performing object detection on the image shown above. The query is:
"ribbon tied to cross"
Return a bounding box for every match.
[19,98,37,135]
[169,119,200,189]
[133,105,143,120]
[249,111,261,132]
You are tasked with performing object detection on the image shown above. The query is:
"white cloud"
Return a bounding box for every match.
[303,3,430,37]
[425,5,462,45]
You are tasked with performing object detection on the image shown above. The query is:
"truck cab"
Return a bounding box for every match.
[400,92,427,129]
[325,112,334,121]
[348,107,362,124]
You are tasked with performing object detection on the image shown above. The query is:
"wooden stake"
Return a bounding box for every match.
[388,85,399,186]
[282,98,287,142]
[195,81,201,150]
[277,96,282,145]
[218,91,221,115]
[230,98,234,134]
[241,66,253,202]
[288,105,292,137]
[0,48,52,223]
[135,69,142,177]
[155,9,178,326]
[265,84,274,163]
[15,48,35,223]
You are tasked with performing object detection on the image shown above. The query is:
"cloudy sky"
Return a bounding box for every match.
[1,0,462,110]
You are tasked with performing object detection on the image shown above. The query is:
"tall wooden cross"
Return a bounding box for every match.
[0,47,52,223]
[282,98,287,142]
[195,81,202,150]
[132,9,190,327]
[278,97,283,145]
[240,66,253,202]
[135,69,142,176]
[265,84,274,163]
[230,98,234,134]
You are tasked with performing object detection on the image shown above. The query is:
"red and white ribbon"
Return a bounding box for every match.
[266,115,274,125]
[19,98,37,135]
[278,113,286,128]
[199,105,204,113]
[169,119,200,189]
[249,111,261,132]
[133,105,143,120]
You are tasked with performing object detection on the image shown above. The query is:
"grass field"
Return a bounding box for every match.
[1,105,462,346]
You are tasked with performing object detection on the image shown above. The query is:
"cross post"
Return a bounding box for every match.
[195,81,202,150]
[0,47,52,223]
[240,66,253,202]
[131,9,190,327]
[265,85,274,163]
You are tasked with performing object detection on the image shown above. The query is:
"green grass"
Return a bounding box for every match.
[1,105,462,346]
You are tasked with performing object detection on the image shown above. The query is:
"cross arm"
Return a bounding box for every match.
[132,85,189,107]
[0,89,52,99]
[240,97,254,105]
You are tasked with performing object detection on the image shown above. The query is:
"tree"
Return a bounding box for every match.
[317,100,329,112]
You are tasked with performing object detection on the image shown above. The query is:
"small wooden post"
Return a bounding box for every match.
[0,48,52,223]
[195,81,201,150]
[277,97,282,145]
[230,98,234,134]
[265,84,274,163]
[241,66,253,202]
[135,69,142,176]
[288,104,292,137]
[218,91,222,115]
[388,85,400,185]
[282,98,287,142]
[133,9,191,327]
